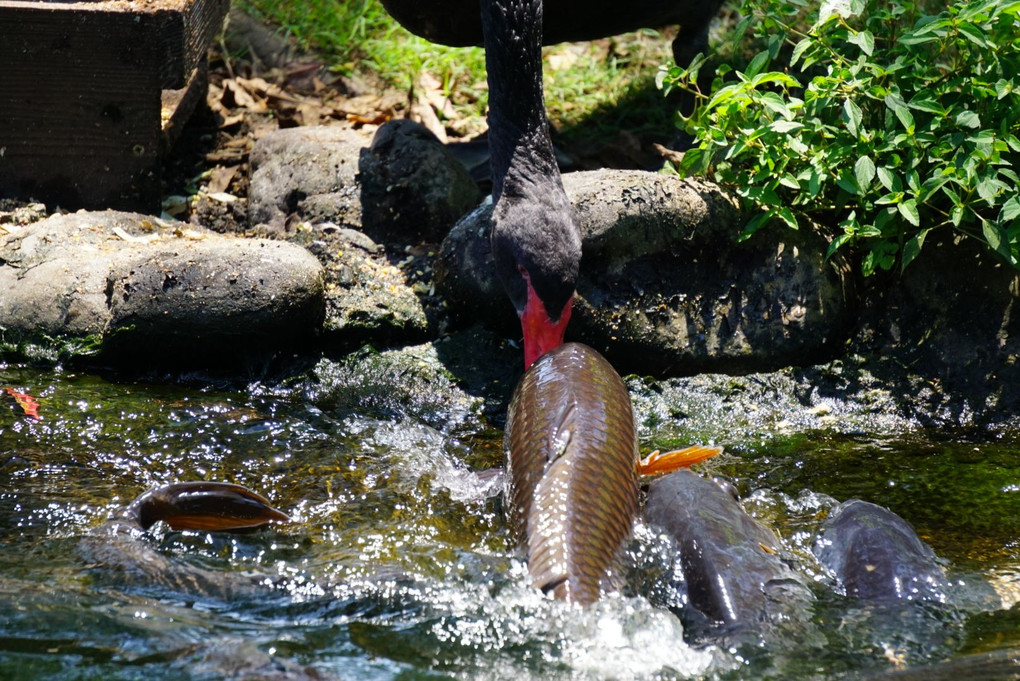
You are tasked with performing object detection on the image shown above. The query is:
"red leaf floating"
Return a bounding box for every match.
[5,388,41,420]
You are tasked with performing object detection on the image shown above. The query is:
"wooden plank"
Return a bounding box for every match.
[0,0,229,210]
[161,62,209,151]
[0,5,162,210]
[167,0,230,88]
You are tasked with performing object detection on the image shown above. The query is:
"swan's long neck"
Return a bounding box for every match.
[480,0,561,202]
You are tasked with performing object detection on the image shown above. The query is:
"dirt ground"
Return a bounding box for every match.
[158,9,678,236]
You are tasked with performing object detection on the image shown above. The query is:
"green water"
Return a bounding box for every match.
[2,363,1020,680]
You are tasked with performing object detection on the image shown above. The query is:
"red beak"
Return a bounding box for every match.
[520,280,573,369]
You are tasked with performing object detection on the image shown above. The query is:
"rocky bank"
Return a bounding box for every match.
[2,94,1018,428]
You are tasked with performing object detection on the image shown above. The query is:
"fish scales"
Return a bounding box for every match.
[505,343,639,604]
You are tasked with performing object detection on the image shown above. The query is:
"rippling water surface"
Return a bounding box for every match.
[2,363,1020,680]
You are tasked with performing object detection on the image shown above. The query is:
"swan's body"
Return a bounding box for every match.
[381,0,724,66]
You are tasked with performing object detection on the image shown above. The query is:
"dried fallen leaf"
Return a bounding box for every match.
[207,192,239,204]
[206,165,239,195]
[5,387,40,420]
[111,226,159,243]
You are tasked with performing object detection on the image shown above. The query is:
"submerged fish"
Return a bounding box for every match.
[505,342,718,604]
[815,499,947,602]
[644,470,812,629]
[126,481,292,532]
[79,481,291,600]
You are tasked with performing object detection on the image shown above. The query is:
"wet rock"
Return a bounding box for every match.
[815,499,947,602]
[437,170,855,375]
[866,647,1020,681]
[644,470,813,630]
[358,119,483,243]
[626,357,920,446]
[248,126,367,234]
[248,120,481,243]
[300,325,518,434]
[0,211,325,364]
[288,224,435,347]
[854,233,1020,426]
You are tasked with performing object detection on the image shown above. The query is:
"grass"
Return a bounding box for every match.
[237,0,677,143]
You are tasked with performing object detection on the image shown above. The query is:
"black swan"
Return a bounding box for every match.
[480,0,581,368]
[384,1,723,366]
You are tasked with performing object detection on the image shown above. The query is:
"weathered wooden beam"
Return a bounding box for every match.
[0,0,229,211]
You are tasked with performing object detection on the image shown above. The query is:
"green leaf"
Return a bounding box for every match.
[957,21,990,47]
[977,176,1007,204]
[745,51,771,79]
[897,198,921,226]
[877,167,902,192]
[790,37,812,66]
[854,155,877,190]
[852,29,876,55]
[1002,197,1020,223]
[776,206,799,230]
[826,231,854,260]
[862,250,877,277]
[901,228,930,271]
[951,204,966,226]
[885,94,915,133]
[956,110,982,129]
[982,219,1006,254]
[771,120,804,133]
[759,91,793,118]
[837,173,860,195]
[907,94,946,115]
[779,174,801,189]
[843,99,863,138]
[741,211,772,239]
[942,185,962,206]
[750,73,802,92]
[906,169,921,193]
[806,168,822,198]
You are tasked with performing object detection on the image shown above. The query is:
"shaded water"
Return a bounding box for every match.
[2,361,1020,680]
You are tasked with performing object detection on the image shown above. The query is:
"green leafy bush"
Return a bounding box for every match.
[660,0,1020,275]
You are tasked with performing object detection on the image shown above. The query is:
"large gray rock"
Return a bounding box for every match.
[0,211,325,363]
[437,170,855,375]
[248,126,366,234]
[248,121,481,243]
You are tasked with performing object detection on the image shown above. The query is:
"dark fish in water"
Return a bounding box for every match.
[815,499,947,602]
[126,481,292,532]
[79,482,291,600]
[505,342,719,604]
[644,469,811,627]
[78,483,337,680]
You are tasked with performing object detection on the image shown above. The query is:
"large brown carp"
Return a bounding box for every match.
[505,342,718,604]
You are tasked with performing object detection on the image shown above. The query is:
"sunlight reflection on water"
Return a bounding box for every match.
[3,367,1020,679]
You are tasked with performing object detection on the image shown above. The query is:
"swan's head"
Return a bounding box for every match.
[490,188,581,369]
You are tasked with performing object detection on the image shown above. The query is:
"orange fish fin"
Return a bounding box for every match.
[636,445,722,477]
